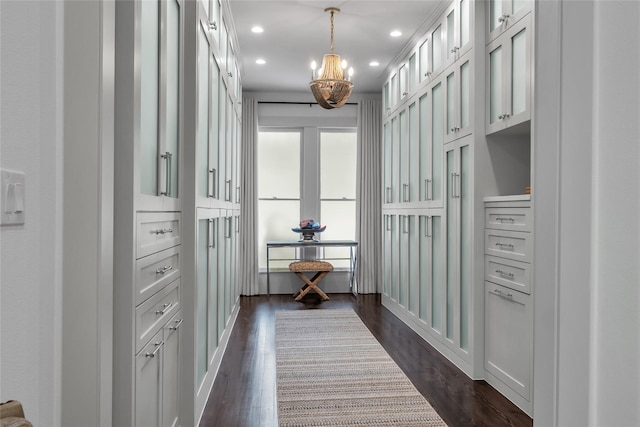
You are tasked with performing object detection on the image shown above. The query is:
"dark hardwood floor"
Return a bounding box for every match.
[199,293,533,427]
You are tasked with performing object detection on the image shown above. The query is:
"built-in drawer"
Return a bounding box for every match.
[485,255,531,294]
[485,207,531,232]
[484,281,532,401]
[485,229,532,263]
[135,246,181,305]
[136,212,181,259]
[135,278,181,353]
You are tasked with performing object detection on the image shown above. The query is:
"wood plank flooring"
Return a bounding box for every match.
[199,293,533,427]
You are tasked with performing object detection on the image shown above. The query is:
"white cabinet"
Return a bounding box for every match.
[484,197,533,415]
[486,13,532,134]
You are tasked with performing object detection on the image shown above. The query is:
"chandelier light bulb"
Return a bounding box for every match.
[341,59,347,69]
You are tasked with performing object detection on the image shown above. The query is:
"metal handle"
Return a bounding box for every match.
[425,71,432,77]
[496,269,515,278]
[225,179,232,201]
[152,228,173,235]
[450,46,459,53]
[498,13,510,23]
[495,242,515,249]
[451,173,460,199]
[496,217,515,222]
[168,318,183,331]
[402,91,409,96]
[209,21,217,31]
[236,186,241,204]
[155,302,173,316]
[385,186,392,203]
[403,183,409,202]
[493,288,513,298]
[225,217,232,239]
[160,152,172,196]
[498,113,511,120]
[385,215,392,231]
[145,341,164,358]
[208,168,216,198]
[208,218,216,249]
[424,216,432,238]
[402,216,409,234]
[155,265,173,275]
[425,178,432,200]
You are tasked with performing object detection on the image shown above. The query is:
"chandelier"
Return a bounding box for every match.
[309,7,354,109]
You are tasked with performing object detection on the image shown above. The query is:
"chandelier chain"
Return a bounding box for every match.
[330,10,334,53]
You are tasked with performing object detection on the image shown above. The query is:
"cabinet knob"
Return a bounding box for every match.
[498,13,511,23]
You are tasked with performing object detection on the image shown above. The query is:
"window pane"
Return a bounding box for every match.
[140,0,159,196]
[258,200,300,269]
[320,200,355,268]
[258,131,300,198]
[321,131,356,199]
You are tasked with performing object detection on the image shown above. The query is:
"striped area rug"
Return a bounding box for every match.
[275,309,447,426]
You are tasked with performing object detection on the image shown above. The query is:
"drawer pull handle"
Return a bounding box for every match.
[169,319,184,331]
[155,265,173,275]
[152,228,174,235]
[493,288,513,298]
[496,269,514,278]
[495,217,515,222]
[145,341,164,358]
[495,242,514,249]
[155,302,173,315]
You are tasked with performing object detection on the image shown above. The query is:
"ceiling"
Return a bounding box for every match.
[227,0,448,95]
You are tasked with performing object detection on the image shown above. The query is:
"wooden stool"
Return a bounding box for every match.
[289,260,333,301]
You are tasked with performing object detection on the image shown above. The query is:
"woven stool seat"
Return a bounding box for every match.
[289,261,333,301]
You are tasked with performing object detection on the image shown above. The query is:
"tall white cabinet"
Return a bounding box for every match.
[381,0,535,417]
[114,1,242,426]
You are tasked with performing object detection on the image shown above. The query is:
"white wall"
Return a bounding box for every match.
[534,2,640,426]
[0,1,64,425]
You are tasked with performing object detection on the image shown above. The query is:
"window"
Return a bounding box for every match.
[257,128,357,269]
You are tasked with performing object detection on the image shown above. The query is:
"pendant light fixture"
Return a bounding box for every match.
[309,7,354,109]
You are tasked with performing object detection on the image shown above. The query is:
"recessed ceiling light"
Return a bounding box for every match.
[256,59,266,65]
[369,61,380,67]
[390,30,402,37]
[251,26,264,33]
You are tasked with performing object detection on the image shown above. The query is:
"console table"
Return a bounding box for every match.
[265,240,358,295]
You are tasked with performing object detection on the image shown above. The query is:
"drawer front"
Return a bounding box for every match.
[135,246,181,305]
[485,229,532,263]
[485,207,531,232]
[484,282,532,400]
[485,255,531,294]
[137,212,181,259]
[136,279,181,353]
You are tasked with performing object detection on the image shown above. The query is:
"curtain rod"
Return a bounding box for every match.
[257,101,358,106]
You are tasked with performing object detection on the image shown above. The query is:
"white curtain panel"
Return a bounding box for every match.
[356,99,382,294]
[239,98,260,295]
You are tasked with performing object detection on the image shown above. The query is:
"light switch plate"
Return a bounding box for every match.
[1,169,25,226]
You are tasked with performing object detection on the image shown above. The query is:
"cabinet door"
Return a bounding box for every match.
[399,215,413,309]
[419,37,432,83]
[430,79,444,207]
[217,81,228,203]
[399,109,409,203]
[486,14,531,134]
[163,312,182,427]
[197,19,213,207]
[382,214,393,297]
[444,52,473,144]
[487,0,532,43]
[408,102,420,203]
[444,0,472,65]
[136,331,163,427]
[484,282,532,400]
[383,122,392,204]
[444,139,471,355]
[418,93,431,203]
[139,0,182,210]
[391,116,400,204]
[399,62,408,101]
